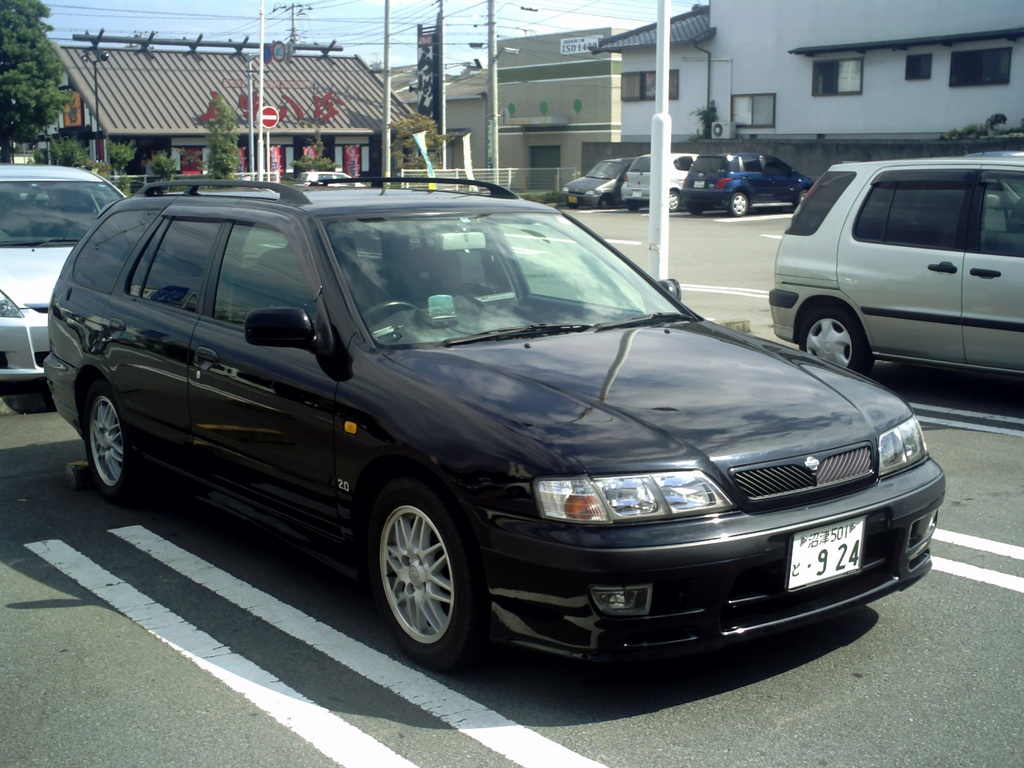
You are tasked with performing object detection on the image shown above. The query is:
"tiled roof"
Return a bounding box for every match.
[595,5,715,53]
[55,44,409,138]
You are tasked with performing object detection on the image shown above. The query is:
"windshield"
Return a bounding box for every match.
[323,211,687,347]
[586,160,625,180]
[0,180,121,246]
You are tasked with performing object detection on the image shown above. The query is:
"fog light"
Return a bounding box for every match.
[908,511,937,556]
[590,584,652,616]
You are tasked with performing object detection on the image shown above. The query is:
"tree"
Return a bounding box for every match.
[148,151,178,180]
[204,94,240,179]
[49,135,88,167]
[292,127,336,174]
[389,114,445,174]
[0,0,68,162]
[106,140,137,193]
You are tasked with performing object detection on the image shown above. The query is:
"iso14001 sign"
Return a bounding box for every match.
[560,36,602,55]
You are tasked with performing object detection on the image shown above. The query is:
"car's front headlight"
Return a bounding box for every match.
[0,289,24,318]
[561,186,569,193]
[878,417,927,476]
[535,471,734,524]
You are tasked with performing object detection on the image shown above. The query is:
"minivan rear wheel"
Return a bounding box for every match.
[800,305,874,375]
[667,189,681,212]
[84,380,145,504]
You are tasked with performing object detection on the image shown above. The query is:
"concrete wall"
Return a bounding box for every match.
[582,138,1024,181]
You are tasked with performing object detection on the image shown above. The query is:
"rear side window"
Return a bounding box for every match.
[131,219,221,311]
[673,156,694,172]
[72,209,158,292]
[977,171,1024,256]
[854,172,973,250]
[786,171,857,236]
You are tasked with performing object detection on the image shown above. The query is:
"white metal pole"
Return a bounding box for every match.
[487,0,498,173]
[383,0,391,175]
[258,0,266,181]
[647,0,672,280]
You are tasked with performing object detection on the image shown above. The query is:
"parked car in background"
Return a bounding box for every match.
[295,170,359,186]
[0,165,122,390]
[48,177,942,671]
[682,153,813,217]
[771,155,1024,375]
[621,152,697,212]
[562,157,634,209]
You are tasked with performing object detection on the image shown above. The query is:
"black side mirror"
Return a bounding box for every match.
[658,277,683,301]
[245,307,316,348]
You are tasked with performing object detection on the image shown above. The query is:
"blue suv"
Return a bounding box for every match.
[681,153,813,217]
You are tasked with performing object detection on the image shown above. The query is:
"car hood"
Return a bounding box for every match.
[0,244,74,307]
[565,176,614,193]
[385,322,907,474]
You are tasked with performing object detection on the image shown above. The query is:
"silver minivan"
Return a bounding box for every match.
[621,152,697,212]
[771,155,1024,376]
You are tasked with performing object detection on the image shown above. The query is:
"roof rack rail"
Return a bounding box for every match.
[137,179,309,204]
[321,176,519,199]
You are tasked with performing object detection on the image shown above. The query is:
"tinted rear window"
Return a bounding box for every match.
[629,156,651,173]
[854,176,971,250]
[786,171,857,236]
[72,209,159,293]
[691,156,728,174]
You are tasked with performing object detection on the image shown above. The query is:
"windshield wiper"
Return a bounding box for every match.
[593,312,694,332]
[444,323,592,347]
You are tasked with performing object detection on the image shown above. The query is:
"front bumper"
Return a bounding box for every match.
[0,311,49,384]
[478,459,943,661]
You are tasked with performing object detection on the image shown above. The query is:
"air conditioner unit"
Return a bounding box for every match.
[711,121,735,139]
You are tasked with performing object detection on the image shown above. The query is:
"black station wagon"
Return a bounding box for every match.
[46,178,944,671]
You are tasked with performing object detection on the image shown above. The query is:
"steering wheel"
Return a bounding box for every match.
[364,300,417,327]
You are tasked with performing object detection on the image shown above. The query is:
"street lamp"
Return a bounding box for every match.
[487,2,536,173]
[82,48,110,163]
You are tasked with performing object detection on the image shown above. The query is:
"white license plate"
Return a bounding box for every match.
[693,179,706,189]
[787,517,865,590]
[631,189,642,197]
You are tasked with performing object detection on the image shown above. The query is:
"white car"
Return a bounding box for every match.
[0,164,122,388]
[771,155,1024,376]
[621,152,698,212]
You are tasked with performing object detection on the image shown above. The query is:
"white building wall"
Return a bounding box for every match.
[621,0,1024,141]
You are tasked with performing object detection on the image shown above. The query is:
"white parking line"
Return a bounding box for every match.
[24,539,416,768]
[931,557,1024,594]
[680,283,770,299]
[933,529,1024,561]
[110,525,607,768]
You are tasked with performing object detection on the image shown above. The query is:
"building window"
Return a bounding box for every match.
[621,69,679,101]
[905,53,932,80]
[812,58,862,96]
[950,47,1011,86]
[731,94,776,127]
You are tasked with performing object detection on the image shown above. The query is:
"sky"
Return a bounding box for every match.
[44,0,673,68]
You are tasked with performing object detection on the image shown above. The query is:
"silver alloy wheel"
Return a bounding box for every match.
[89,395,124,487]
[379,503,454,644]
[729,192,749,216]
[805,317,854,367]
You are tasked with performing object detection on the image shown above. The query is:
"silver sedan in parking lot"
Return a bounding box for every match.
[0,164,122,388]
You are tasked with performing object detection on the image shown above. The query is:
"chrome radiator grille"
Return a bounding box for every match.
[732,445,873,501]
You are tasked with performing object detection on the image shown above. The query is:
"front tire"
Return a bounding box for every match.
[800,305,874,375]
[84,380,144,504]
[368,478,488,671]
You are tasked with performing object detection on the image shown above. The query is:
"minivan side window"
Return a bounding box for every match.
[132,219,221,311]
[215,222,317,324]
[977,172,1024,257]
[854,173,972,250]
[72,209,158,293]
[786,171,857,237]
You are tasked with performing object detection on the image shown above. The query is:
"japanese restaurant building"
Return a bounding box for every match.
[51,35,409,177]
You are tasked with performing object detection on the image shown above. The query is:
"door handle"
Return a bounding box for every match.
[194,346,219,370]
[969,268,1001,279]
[927,262,958,274]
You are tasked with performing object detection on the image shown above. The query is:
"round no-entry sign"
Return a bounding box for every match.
[261,106,280,129]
